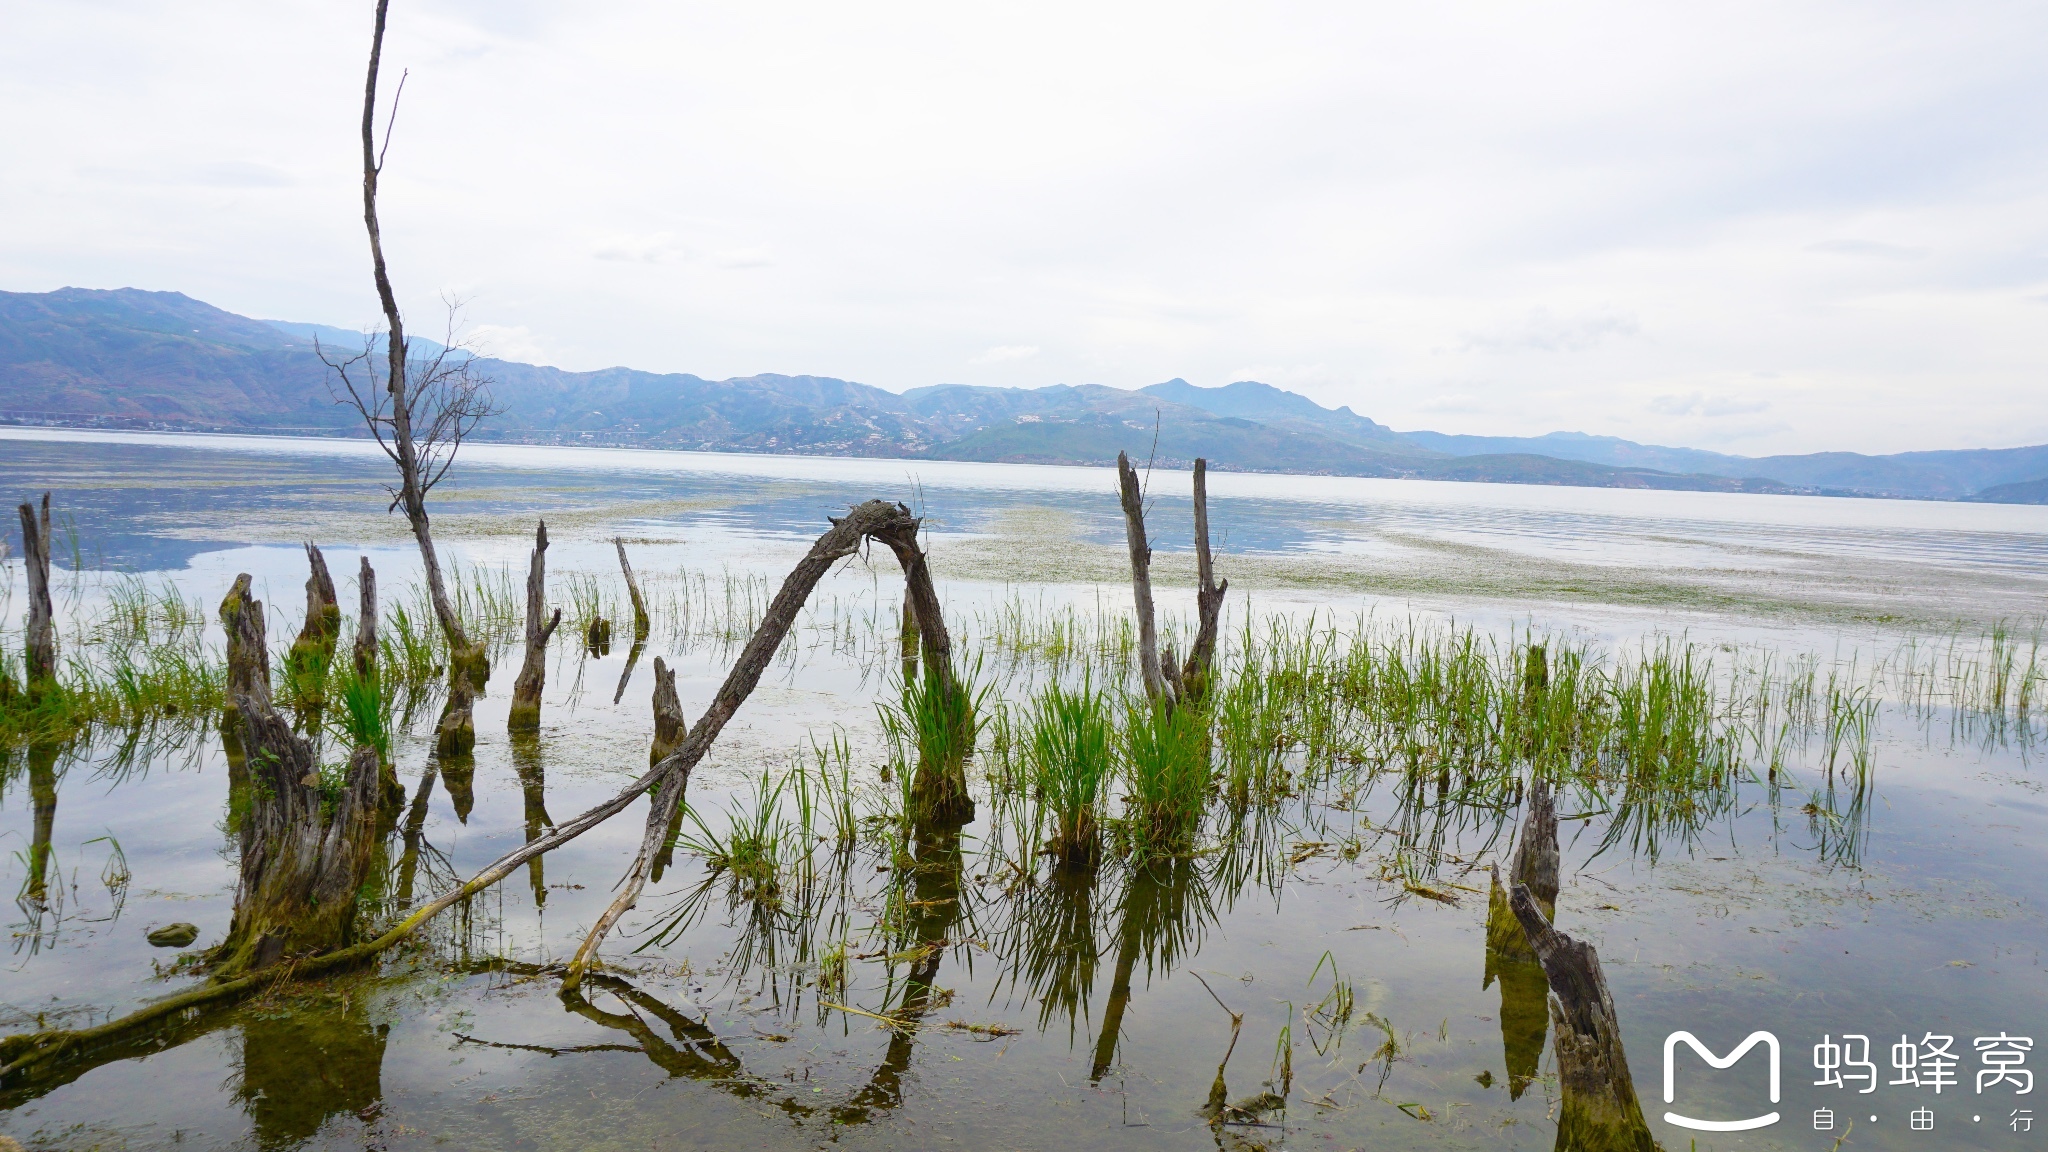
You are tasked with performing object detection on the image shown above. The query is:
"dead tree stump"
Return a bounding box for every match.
[649,657,685,766]
[615,537,651,642]
[437,670,476,758]
[17,493,55,684]
[1513,776,1560,918]
[215,577,383,975]
[291,543,341,662]
[508,521,561,731]
[353,556,378,680]
[1509,884,1657,1152]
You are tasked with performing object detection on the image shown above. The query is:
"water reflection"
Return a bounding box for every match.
[509,731,554,909]
[236,995,389,1149]
[1483,873,1550,1099]
[1091,856,1211,1082]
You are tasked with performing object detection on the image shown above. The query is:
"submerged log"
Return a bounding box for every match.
[17,493,55,683]
[1178,458,1229,701]
[508,521,561,731]
[1115,451,1167,701]
[1508,884,1657,1152]
[616,537,651,641]
[214,577,382,975]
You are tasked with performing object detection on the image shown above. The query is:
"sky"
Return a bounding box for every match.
[3,1,2046,456]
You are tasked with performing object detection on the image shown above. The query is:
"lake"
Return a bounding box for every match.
[1,429,2043,1151]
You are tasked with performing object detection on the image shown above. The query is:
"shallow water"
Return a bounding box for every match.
[1,430,2045,1151]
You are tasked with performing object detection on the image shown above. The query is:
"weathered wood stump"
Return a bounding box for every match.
[436,669,476,759]
[291,543,341,665]
[1509,884,1658,1152]
[508,521,561,731]
[214,576,383,975]
[353,556,378,680]
[649,656,685,766]
[1513,775,1560,918]
[16,493,55,685]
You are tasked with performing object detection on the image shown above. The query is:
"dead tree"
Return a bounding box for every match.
[563,500,962,990]
[353,556,378,679]
[508,521,561,731]
[214,576,383,975]
[1115,451,1167,700]
[1509,884,1657,1152]
[323,0,495,691]
[1115,455,1229,708]
[17,493,55,684]
[1178,458,1227,701]
[615,537,650,641]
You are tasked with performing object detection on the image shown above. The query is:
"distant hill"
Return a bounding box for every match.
[1964,477,2048,505]
[1400,429,2048,501]
[1,286,2036,501]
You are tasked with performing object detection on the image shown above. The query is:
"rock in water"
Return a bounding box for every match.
[147,922,200,948]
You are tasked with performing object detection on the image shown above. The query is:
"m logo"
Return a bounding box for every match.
[1663,1031,1782,1132]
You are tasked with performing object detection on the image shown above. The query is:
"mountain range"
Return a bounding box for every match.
[3,286,2044,503]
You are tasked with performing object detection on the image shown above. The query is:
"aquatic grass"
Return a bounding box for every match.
[1024,679,1114,870]
[330,665,392,763]
[1119,696,1213,855]
[678,768,795,902]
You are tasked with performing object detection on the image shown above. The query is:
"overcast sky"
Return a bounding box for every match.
[4,2,2045,455]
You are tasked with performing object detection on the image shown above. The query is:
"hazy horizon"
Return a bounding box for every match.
[4,2,2045,457]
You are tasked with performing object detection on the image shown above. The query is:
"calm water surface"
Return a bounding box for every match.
[0,430,2043,1151]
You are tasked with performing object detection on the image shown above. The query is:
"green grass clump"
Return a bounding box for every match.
[1025,680,1114,870]
[1120,697,1213,855]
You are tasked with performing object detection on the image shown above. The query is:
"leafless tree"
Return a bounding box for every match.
[322,0,497,684]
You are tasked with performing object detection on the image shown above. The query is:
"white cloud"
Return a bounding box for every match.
[465,323,549,365]
[1647,392,1772,418]
[1459,310,1642,355]
[1806,239,1931,261]
[971,344,1040,364]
